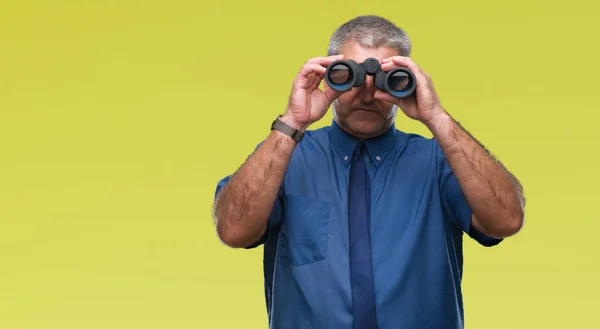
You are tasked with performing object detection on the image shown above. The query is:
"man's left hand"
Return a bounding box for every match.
[375,56,444,126]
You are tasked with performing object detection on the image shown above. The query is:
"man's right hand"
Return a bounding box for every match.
[281,55,345,131]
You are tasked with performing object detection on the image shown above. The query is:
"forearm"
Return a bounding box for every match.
[426,111,525,238]
[213,126,297,248]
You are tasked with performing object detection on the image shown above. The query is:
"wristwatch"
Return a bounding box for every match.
[271,115,305,142]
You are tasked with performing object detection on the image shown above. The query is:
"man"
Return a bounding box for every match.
[212,15,525,329]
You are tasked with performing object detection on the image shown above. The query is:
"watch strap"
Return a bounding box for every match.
[271,115,305,142]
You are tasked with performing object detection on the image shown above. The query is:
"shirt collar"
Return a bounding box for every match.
[329,119,397,168]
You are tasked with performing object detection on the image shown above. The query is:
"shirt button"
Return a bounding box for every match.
[376,156,381,161]
[344,156,349,161]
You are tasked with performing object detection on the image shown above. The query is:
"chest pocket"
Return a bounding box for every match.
[280,194,331,267]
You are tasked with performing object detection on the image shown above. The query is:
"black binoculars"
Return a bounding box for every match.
[324,57,416,98]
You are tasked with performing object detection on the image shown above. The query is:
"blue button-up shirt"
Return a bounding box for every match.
[215,119,502,329]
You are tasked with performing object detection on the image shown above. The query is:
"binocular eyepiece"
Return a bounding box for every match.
[324,57,416,98]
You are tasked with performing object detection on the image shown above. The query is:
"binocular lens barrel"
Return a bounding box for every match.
[324,59,416,98]
[325,61,362,92]
[328,64,352,86]
[385,68,414,98]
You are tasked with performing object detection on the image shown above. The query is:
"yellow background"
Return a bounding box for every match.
[1,0,598,328]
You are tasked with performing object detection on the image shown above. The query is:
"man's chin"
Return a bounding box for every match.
[348,120,384,138]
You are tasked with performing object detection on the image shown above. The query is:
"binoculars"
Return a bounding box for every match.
[324,57,416,98]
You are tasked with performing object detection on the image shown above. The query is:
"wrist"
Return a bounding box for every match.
[424,110,452,136]
[271,114,307,142]
[280,114,308,131]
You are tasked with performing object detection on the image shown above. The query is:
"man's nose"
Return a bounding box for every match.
[358,75,376,102]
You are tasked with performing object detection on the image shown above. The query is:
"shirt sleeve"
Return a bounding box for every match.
[435,140,503,247]
[213,142,284,249]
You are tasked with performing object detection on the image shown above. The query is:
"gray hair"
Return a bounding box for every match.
[327,15,411,57]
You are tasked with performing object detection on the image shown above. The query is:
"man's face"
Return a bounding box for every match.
[328,41,400,140]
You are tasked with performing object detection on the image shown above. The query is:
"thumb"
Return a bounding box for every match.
[324,87,343,106]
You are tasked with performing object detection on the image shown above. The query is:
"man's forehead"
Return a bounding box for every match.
[340,40,399,63]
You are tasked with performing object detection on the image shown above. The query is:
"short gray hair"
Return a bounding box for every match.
[327,15,411,57]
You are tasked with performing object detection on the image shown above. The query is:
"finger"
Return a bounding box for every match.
[306,54,345,67]
[299,63,327,79]
[324,86,343,105]
[380,57,422,77]
[380,60,411,72]
[373,90,399,105]
[381,57,430,90]
[390,56,420,72]
[380,55,408,64]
